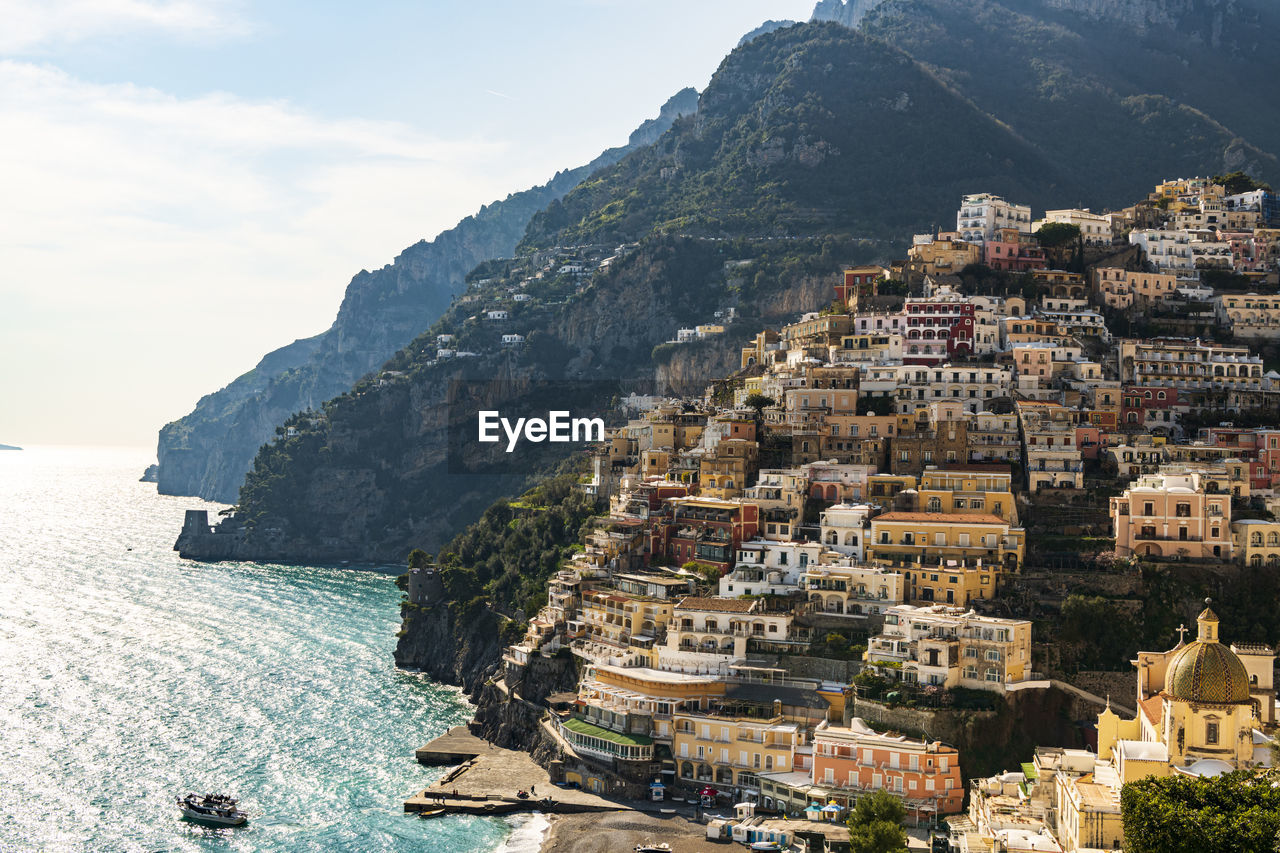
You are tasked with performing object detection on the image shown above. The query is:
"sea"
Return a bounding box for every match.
[0,446,546,853]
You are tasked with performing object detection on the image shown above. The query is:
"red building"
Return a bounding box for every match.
[903,295,975,362]
[834,266,887,307]
[1120,385,1184,432]
[649,497,759,573]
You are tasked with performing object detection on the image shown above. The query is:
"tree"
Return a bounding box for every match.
[1212,171,1272,195]
[743,393,777,412]
[1035,222,1081,248]
[1122,772,1280,853]
[407,548,433,569]
[857,395,895,416]
[847,790,908,853]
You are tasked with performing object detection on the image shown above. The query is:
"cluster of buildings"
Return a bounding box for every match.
[958,605,1275,852]
[462,181,1280,848]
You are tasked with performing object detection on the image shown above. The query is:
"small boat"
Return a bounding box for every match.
[635,844,672,853]
[417,808,446,819]
[176,793,248,827]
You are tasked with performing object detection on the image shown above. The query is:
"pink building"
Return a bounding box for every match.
[982,227,1047,272]
[1110,469,1232,559]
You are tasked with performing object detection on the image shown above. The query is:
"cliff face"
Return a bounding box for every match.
[154,88,699,503]
[394,599,506,696]
[810,0,888,28]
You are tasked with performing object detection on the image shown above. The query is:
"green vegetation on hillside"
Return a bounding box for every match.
[435,471,599,618]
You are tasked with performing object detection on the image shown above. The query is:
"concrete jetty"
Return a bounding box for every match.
[406,727,640,817]
[414,726,487,766]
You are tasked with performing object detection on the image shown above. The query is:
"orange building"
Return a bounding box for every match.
[810,718,963,817]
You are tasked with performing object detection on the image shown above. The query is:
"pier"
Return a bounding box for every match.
[406,727,632,816]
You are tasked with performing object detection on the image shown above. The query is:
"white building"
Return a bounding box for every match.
[801,560,903,618]
[719,539,823,597]
[1129,229,1196,273]
[818,503,876,559]
[1033,208,1112,246]
[956,193,1033,244]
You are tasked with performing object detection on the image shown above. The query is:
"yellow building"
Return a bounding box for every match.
[699,438,759,500]
[865,473,917,511]
[867,512,1025,573]
[1232,518,1280,567]
[1216,292,1280,339]
[673,712,805,794]
[917,465,1018,524]
[905,563,999,607]
[906,234,981,277]
[579,589,674,650]
[1096,602,1276,773]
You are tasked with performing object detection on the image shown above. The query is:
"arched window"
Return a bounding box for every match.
[928,497,942,512]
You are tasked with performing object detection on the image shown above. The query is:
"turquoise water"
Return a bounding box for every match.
[0,447,518,852]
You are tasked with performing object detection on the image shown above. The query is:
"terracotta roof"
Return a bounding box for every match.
[1139,694,1163,726]
[873,512,1009,525]
[675,596,757,613]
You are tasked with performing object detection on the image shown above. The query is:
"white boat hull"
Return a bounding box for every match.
[179,805,248,826]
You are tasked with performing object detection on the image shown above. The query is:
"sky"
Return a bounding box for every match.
[0,0,817,450]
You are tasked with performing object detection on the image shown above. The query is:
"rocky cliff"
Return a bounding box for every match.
[154,88,699,503]
[811,0,887,28]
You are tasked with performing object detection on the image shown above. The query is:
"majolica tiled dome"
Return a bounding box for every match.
[1167,605,1251,705]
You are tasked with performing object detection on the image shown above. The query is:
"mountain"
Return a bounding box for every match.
[154,88,699,503]
[179,5,1278,562]
[811,0,887,28]
[738,19,799,46]
[519,5,1277,251]
[0,444,22,451]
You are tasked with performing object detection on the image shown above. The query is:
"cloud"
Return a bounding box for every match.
[0,0,251,53]
[0,60,535,446]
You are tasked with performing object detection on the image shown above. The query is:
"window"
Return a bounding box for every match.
[1206,722,1219,745]
[1144,502,1154,516]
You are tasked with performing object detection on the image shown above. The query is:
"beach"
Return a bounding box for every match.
[539,811,711,853]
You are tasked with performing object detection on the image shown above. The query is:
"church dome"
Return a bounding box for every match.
[1166,604,1250,705]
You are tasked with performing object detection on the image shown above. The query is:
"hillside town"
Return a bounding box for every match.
[407,177,1280,853]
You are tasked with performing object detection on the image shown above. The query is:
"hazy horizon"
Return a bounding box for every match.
[0,0,815,452]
